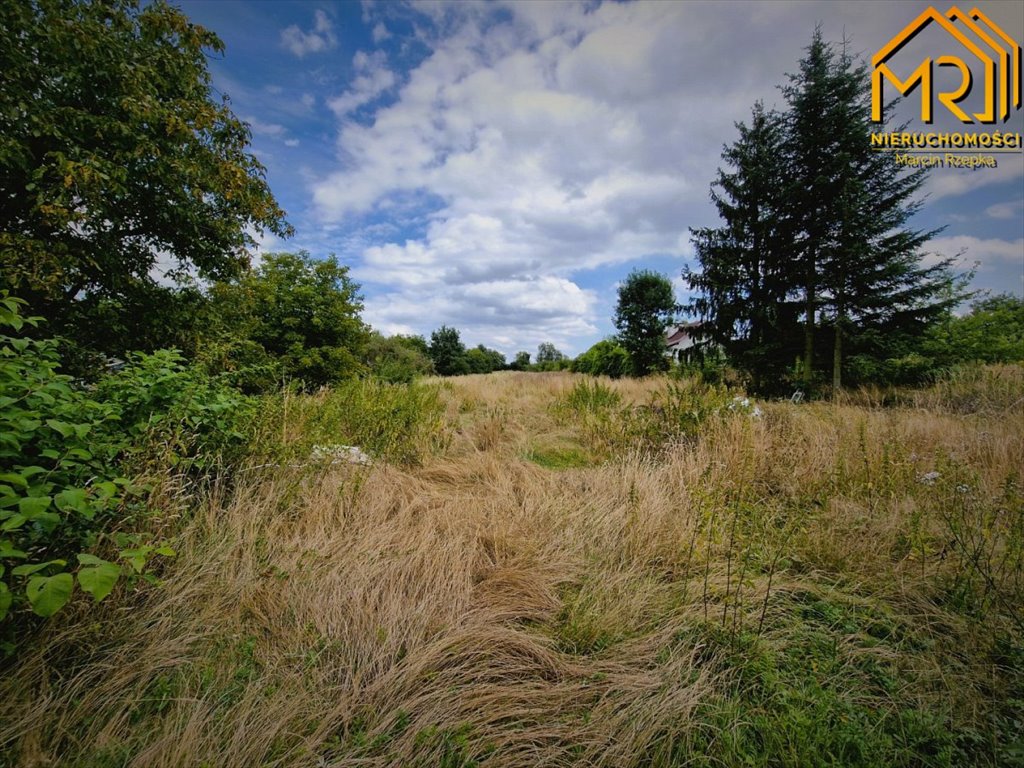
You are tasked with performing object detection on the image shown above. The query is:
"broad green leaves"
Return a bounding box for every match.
[76,555,121,603]
[26,573,73,617]
[0,581,11,621]
[0,295,181,627]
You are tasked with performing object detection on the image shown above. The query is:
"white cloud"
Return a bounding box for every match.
[986,198,1024,219]
[372,22,391,43]
[309,3,730,352]
[284,138,300,147]
[362,277,598,356]
[922,159,1024,202]
[926,235,1024,269]
[281,10,338,57]
[327,51,397,116]
[243,116,287,138]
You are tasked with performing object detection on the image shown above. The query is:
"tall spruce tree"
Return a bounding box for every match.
[783,31,957,390]
[686,102,799,393]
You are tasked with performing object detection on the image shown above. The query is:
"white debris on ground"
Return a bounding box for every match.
[727,395,763,419]
[918,471,941,485]
[310,444,373,466]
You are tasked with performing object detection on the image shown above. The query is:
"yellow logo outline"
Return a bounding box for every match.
[872,5,1022,124]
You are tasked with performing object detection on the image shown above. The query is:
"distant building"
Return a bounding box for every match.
[665,322,703,361]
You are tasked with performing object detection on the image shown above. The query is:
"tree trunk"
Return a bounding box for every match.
[832,317,842,394]
[803,267,815,387]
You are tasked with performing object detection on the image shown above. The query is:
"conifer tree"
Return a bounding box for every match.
[686,102,799,392]
[783,31,956,390]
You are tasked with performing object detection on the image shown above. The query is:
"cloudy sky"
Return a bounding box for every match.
[177,0,1024,357]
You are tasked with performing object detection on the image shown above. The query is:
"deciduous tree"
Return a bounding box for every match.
[428,326,470,376]
[614,270,677,377]
[207,252,367,389]
[0,0,290,352]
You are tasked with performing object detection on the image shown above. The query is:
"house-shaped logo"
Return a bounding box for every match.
[872,6,1022,124]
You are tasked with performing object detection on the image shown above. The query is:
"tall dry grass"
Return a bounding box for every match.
[1,370,1021,767]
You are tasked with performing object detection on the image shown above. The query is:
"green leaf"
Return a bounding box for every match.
[119,547,150,574]
[26,573,74,617]
[45,419,76,438]
[27,511,61,532]
[0,582,11,621]
[154,546,176,557]
[77,561,120,602]
[12,559,66,577]
[0,540,27,559]
[94,481,118,498]
[0,473,28,490]
[55,488,93,518]
[18,495,51,516]
[1,514,25,532]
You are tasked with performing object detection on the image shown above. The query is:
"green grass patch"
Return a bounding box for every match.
[649,586,1023,768]
[258,378,451,466]
[525,442,598,470]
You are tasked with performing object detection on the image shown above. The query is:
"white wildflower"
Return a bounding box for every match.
[919,471,940,485]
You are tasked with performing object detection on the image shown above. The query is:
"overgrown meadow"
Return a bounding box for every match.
[1,298,1021,767]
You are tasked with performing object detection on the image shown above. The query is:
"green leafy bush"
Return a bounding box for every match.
[1,296,255,630]
[206,252,369,390]
[572,340,631,378]
[197,337,283,394]
[96,348,257,476]
[0,295,138,625]
[364,332,435,384]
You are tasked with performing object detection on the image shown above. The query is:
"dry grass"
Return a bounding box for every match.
[1,370,1022,767]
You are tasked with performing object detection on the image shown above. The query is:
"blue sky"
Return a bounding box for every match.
[176,0,1024,358]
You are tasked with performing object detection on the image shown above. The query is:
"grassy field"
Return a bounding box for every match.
[1,368,1022,767]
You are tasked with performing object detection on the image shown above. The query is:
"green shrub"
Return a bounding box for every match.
[95,348,257,477]
[364,333,435,384]
[265,379,450,467]
[572,340,631,378]
[0,295,256,633]
[197,337,283,394]
[0,296,145,628]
